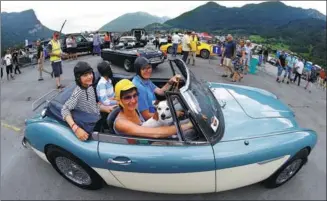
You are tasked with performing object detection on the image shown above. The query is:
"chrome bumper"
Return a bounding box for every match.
[22,136,31,149]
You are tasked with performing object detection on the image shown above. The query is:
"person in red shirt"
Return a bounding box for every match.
[319,69,326,89]
[104,32,111,49]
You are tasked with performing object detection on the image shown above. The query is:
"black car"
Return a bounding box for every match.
[61,33,93,54]
[101,45,167,72]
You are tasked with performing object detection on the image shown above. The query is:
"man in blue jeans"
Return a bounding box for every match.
[276,51,287,83]
[171,32,180,57]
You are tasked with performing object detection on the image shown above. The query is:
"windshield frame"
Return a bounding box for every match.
[169,59,225,144]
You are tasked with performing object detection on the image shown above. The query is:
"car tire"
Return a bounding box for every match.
[200,49,210,59]
[46,146,104,190]
[262,148,309,189]
[123,59,134,72]
[167,46,173,54]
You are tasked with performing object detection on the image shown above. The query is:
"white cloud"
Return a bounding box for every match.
[1,1,326,33]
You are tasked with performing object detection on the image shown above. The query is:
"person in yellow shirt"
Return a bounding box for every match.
[187,31,198,66]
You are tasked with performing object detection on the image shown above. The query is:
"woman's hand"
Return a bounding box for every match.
[75,127,89,141]
[181,121,193,131]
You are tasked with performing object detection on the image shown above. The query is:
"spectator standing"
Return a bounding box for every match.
[104,32,111,49]
[71,36,78,60]
[187,31,198,66]
[1,56,4,81]
[222,34,236,78]
[93,31,101,56]
[181,31,191,63]
[4,50,14,80]
[292,58,304,86]
[12,49,21,74]
[276,51,287,83]
[304,66,318,93]
[282,54,294,84]
[66,35,73,60]
[244,40,252,74]
[171,32,180,57]
[318,69,326,89]
[263,48,269,65]
[36,40,53,81]
[47,31,66,89]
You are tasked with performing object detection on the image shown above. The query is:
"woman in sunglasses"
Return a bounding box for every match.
[113,79,193,138]
[132,57,181,121]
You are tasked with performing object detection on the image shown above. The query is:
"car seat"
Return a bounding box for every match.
[106,107,121,134]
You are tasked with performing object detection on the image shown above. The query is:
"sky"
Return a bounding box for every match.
[1,1,326,33]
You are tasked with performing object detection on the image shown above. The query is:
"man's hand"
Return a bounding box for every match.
[75,128,89,141]
[168,74,181,85]
[176,110,184,117]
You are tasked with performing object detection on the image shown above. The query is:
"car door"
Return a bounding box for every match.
[97,94,216,194]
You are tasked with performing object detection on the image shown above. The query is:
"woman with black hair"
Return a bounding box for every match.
[61,61,116,141]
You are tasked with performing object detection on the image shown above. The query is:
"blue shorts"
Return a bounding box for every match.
[51,61,62,78]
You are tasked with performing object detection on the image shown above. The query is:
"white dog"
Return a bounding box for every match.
[142,100,175,128]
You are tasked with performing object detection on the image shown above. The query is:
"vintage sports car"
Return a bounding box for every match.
[160,41,215,59]
[23,58,317,194]
[101,46,167,72]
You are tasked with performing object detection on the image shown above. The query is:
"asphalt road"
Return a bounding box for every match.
[1,53,326,200]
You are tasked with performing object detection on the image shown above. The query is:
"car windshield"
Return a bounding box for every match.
[170,59,224,142]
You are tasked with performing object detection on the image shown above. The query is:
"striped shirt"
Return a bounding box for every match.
[61,86,100,120]
[96,77,117,106]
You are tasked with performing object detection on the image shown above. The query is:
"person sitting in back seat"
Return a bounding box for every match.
[61,61,117,141]
[96,61,118,107]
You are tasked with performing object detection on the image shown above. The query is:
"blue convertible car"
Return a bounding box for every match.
[23,58,317,194]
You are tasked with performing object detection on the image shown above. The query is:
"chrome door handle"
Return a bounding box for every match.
[108,158,132,165]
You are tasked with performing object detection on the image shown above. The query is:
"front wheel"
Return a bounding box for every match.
[263,148,309,188]
[200,49,210,59]
[123,59,134,72]
[167,46,173,54]
[46,146,104,190]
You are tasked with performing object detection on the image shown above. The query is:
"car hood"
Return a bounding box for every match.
[208,83,299,141]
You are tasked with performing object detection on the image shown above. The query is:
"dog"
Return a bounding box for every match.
[142,100,175,128]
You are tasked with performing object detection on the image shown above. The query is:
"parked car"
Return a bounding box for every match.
[61,33,93,54]
[23,58,317,194]
[268,58,278,66]
[130,28,147,47]
[160,41,214,59]
[101,45,166,72]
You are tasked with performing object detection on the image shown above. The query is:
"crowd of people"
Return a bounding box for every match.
[1,48,22,81]
[275,51,326,92]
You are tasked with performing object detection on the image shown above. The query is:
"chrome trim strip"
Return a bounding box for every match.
[257,156,285,165]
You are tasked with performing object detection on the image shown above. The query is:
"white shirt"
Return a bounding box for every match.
[182,35,191,51]
[66,38,73,48]
[4,54,12,66]
[296,61,304,74]
[172,34,180,44]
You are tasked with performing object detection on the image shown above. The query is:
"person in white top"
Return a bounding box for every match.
[66,35,73,60]
[4,50,14,80]
[171,32,180,57]
[181,31,191,62]
[292,58,304,86]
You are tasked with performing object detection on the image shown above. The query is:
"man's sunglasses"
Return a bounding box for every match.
[122,92,139,101]
[141,66,152,71]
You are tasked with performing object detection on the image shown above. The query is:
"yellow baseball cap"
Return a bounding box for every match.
[115,79,137,102]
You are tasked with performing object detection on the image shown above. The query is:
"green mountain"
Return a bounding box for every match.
[163,1,326,32]
[1,9,55,52]
[99,12,170,32]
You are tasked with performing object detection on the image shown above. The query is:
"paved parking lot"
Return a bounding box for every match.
[1,53,326,200]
